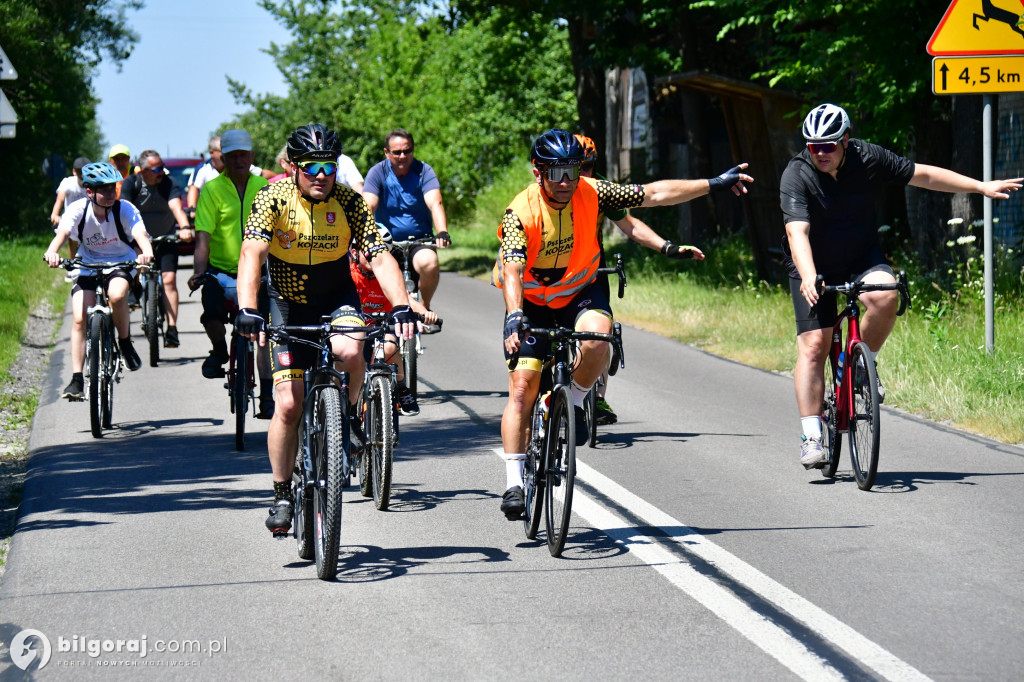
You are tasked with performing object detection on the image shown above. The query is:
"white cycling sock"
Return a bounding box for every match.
[802,416,823,440]
[504,454,525,490]
[571,379,590,408]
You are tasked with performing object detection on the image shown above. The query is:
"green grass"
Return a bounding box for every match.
[447,189,1024,445]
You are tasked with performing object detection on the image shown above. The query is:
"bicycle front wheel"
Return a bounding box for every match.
[232,334,250,451]
[847,342,880,490]
[402,335,418,400]
[368,375,395,510]
[357,393,372,498]
[88,314,104,438]
[313,386,345,580]
[144,274,160,366]
[544,385,576,557]
[293,445,314,561]
[584,385,598,448]
[101,328,115,429]
[821,350,843,479]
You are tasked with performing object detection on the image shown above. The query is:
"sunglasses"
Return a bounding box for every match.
[544,165,581,183]
[388,148,413,157]
[807,141,840,154]
[297,161,338,177]
[143,165,165,173]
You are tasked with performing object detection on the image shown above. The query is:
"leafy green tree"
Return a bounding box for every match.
[0,0,140,234]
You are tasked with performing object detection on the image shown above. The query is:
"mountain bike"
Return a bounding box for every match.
[508,320,624,557]
[138,234,178,366]
[61,258,136,439]
[582,253,627,447]
[816,272,911,490]
[390,237,440,401]
[268,319,366,581]
[189,272,261,452]
[355,313,398,510]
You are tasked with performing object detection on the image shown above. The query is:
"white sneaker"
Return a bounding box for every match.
[800,436,826,470]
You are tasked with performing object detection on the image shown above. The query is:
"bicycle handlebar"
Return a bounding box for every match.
[390,237,437,251]
[267,321,386,351]
[813,270,912,317]
[54,257,139,272]
[364,310,443,330]
[506,316,624,370]
[595,252,627,299]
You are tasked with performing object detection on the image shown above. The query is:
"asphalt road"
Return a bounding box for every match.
[1,271,1022,680]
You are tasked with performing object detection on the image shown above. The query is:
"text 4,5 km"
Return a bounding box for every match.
[933,56,1024,95]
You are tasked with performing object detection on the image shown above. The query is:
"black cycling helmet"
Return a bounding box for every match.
[531,129,584,168]
[81,161,123,188]
[287,123,342,162]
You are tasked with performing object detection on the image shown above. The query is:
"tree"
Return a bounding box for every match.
[0,0,140,234]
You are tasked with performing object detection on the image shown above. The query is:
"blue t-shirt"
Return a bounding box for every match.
[363,159,440,240]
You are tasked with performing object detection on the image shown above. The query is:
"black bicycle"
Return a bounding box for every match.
[138,234,178,366]
[60,257,137,439]
[581,253,627,447]
[268,319,369,581]
[390,236,440,401]
[357,312,400,510]
[509,319,624,557]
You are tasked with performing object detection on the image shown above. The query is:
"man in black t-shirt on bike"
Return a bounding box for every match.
[780,103,1022,469]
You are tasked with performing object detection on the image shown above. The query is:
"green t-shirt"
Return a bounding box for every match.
[195,172,269,273]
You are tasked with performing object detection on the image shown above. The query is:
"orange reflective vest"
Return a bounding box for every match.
[492,177,601,309]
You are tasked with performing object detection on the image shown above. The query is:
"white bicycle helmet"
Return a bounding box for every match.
[375,221,393,244]
[802,104,850,142]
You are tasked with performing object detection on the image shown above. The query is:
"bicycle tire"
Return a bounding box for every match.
[101,328,115,430]
[522,438,544,540]
[88,314,104,438]
[544,385,576,557]
[144,274,160,366]
[821,351,843,479]
[358,393,372,497]
[584,385,598,448]
[403,335,419,400]
[233,334,249,451]
[293,448,314,561]
[847,342,880,490]
[369,375,395,510]
[313,386,345,580]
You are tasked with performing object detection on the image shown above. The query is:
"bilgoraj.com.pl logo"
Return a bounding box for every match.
[9,629,52,671]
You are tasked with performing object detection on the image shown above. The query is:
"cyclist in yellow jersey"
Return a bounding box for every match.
[496,128,752,520]
[234,123,417,535]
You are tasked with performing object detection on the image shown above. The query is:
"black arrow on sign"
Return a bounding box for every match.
[939,63,949,90]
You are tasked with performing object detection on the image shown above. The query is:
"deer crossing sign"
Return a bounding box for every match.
[928,0,1024,56]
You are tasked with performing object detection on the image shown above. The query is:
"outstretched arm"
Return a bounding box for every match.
[641,163,753,206]
[611,213,705,260]
[910,164,1023,198]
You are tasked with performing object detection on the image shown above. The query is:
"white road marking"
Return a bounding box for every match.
[495,448,932,682]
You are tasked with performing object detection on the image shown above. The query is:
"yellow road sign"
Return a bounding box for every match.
[933,55,1024,93]
[928,0,1024,55]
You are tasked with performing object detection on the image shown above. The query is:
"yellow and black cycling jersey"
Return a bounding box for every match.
[244,178,388,304]
[494,177,644,308]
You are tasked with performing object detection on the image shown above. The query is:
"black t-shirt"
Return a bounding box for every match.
[779,139,914,278]
[121,173,183,237]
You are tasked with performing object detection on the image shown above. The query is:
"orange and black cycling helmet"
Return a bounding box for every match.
[574,134,597,165]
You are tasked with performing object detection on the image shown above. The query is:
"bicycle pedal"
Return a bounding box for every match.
[271,529,290,539]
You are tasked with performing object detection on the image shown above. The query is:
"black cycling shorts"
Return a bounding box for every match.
[791,248,893,334]
[72,268,134,296]
[268,292,364,384]
[504,281,612,372]
[154,238,179,274]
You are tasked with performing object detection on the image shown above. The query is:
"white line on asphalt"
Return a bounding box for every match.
[494,448,932,682]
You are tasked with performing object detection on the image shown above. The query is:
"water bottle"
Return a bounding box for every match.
[836,351,845,384]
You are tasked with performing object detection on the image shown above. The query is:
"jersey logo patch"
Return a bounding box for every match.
[326,212,336,224]
[275,228,297,249]
[279,352,293,367]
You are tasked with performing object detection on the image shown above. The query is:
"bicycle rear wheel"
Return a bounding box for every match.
[584,385,598,448]
[232,334,250,451]
[821,351,843,479]
[313,386,345,580]
[544,385,576,557]
[357,392,372,498]
[293,446,314,561]
[88,314,104,438]
[144,274,160,366]
[847,342,880,490]
[402,335,418,400]
[369,375,395,510]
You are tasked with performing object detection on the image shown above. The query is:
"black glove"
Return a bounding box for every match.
[435,231,452,247]
[503,310,524,341]
[235,308,265,336]
[661,241,695,259]
[708,165,744,193]
[390,304,418,326]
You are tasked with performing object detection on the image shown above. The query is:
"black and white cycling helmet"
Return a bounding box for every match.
[531,129,585,168]
[802,104,851,142]
[81,161,123,188]
[287,123,342,162]
[375,221,393,244]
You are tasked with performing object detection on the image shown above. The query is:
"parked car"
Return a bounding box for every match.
[162,156,203,256]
